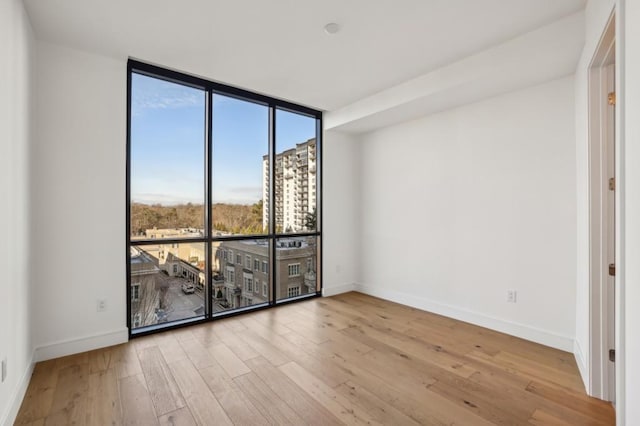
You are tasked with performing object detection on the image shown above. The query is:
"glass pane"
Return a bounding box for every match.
[275,109,317,233]
[212,239,269,313]
[212,94,268,236]
[275,236,318,302]
[130,73,206,240]
[130,243,206,330]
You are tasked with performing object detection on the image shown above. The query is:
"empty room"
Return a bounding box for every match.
[1,0,639,424]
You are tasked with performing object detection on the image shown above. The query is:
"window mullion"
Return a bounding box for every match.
[269,105,276,305]
[206,90,213,319]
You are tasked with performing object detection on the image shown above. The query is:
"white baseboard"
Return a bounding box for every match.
[35,328,129,362]
[573,339,589,392]
[322,282,357,297]
[354,284,574,352]
[0,351,35,426]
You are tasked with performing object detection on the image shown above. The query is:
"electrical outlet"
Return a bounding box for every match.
[507,290,517,303]
[97,299,107,312]
[1,357,6,383]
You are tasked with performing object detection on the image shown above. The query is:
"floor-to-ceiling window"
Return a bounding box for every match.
[127,61,321,335]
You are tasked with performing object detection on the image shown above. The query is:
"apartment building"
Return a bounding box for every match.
[262,138,317,232]
[215,238,317,308]
[133,237,207,288]
[129,246,165,328]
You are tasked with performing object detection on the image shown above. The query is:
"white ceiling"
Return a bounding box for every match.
[326,12,585,133]
[24,0,586,112]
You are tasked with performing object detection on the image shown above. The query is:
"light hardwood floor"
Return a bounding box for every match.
[15,292,614,425]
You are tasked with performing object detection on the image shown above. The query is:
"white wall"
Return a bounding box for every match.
[573,0,615,393]
[357,76,577,351]
[621,0,640,423]
[322,130,360,295]
[0,0,35,424]
[32,42,128,360]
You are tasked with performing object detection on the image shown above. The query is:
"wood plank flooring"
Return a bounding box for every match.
[14,292,615,425]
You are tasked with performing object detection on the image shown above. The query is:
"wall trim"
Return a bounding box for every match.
[322,282,358,297]
[574,338,589,392]
[0,351,35,426]
[355,284,574,352]
[34,328,129,362]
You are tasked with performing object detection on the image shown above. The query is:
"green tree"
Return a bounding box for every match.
[304,208,316,230]
[251,200,263,220]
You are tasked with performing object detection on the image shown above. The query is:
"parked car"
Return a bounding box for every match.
[182,283,195,294]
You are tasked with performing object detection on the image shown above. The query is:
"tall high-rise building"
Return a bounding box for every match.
[262,138,317,232]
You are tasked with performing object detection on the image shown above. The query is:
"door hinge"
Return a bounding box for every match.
[608,92,616,106]
[609,177,615,191]
[609,349,616,362]
[609,263,616,276]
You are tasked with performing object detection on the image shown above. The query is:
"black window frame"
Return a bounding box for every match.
[126,59,322,338]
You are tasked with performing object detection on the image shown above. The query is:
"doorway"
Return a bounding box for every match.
[588,12,616,403]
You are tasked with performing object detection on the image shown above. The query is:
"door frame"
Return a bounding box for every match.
[588,11,616,402]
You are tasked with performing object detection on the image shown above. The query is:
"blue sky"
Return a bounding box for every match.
[131,73,316,205]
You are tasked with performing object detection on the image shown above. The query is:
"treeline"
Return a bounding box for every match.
[213,201,264,234]
[131,201,264,235]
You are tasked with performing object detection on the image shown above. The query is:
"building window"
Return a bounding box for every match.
[262,261,268,273]
[254,258,260,271]
[263,282,268,297]
[288,286,300,298]
[131,283,140,301]
[229,250,234,264]
[246,255,251,268]
[288,263,300,277]
[236,254,241,264]
[226,268,235,284]
[244,276,253,293]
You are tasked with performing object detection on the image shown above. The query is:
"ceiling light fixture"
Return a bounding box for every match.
[324,23,341,35]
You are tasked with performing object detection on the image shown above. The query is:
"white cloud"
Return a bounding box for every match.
[132,74,205,116]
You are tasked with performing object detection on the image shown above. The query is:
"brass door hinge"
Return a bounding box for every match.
[608,92,616,106]
[609,349,616,362]
[609,263,616,276]
[609,177,615,191]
